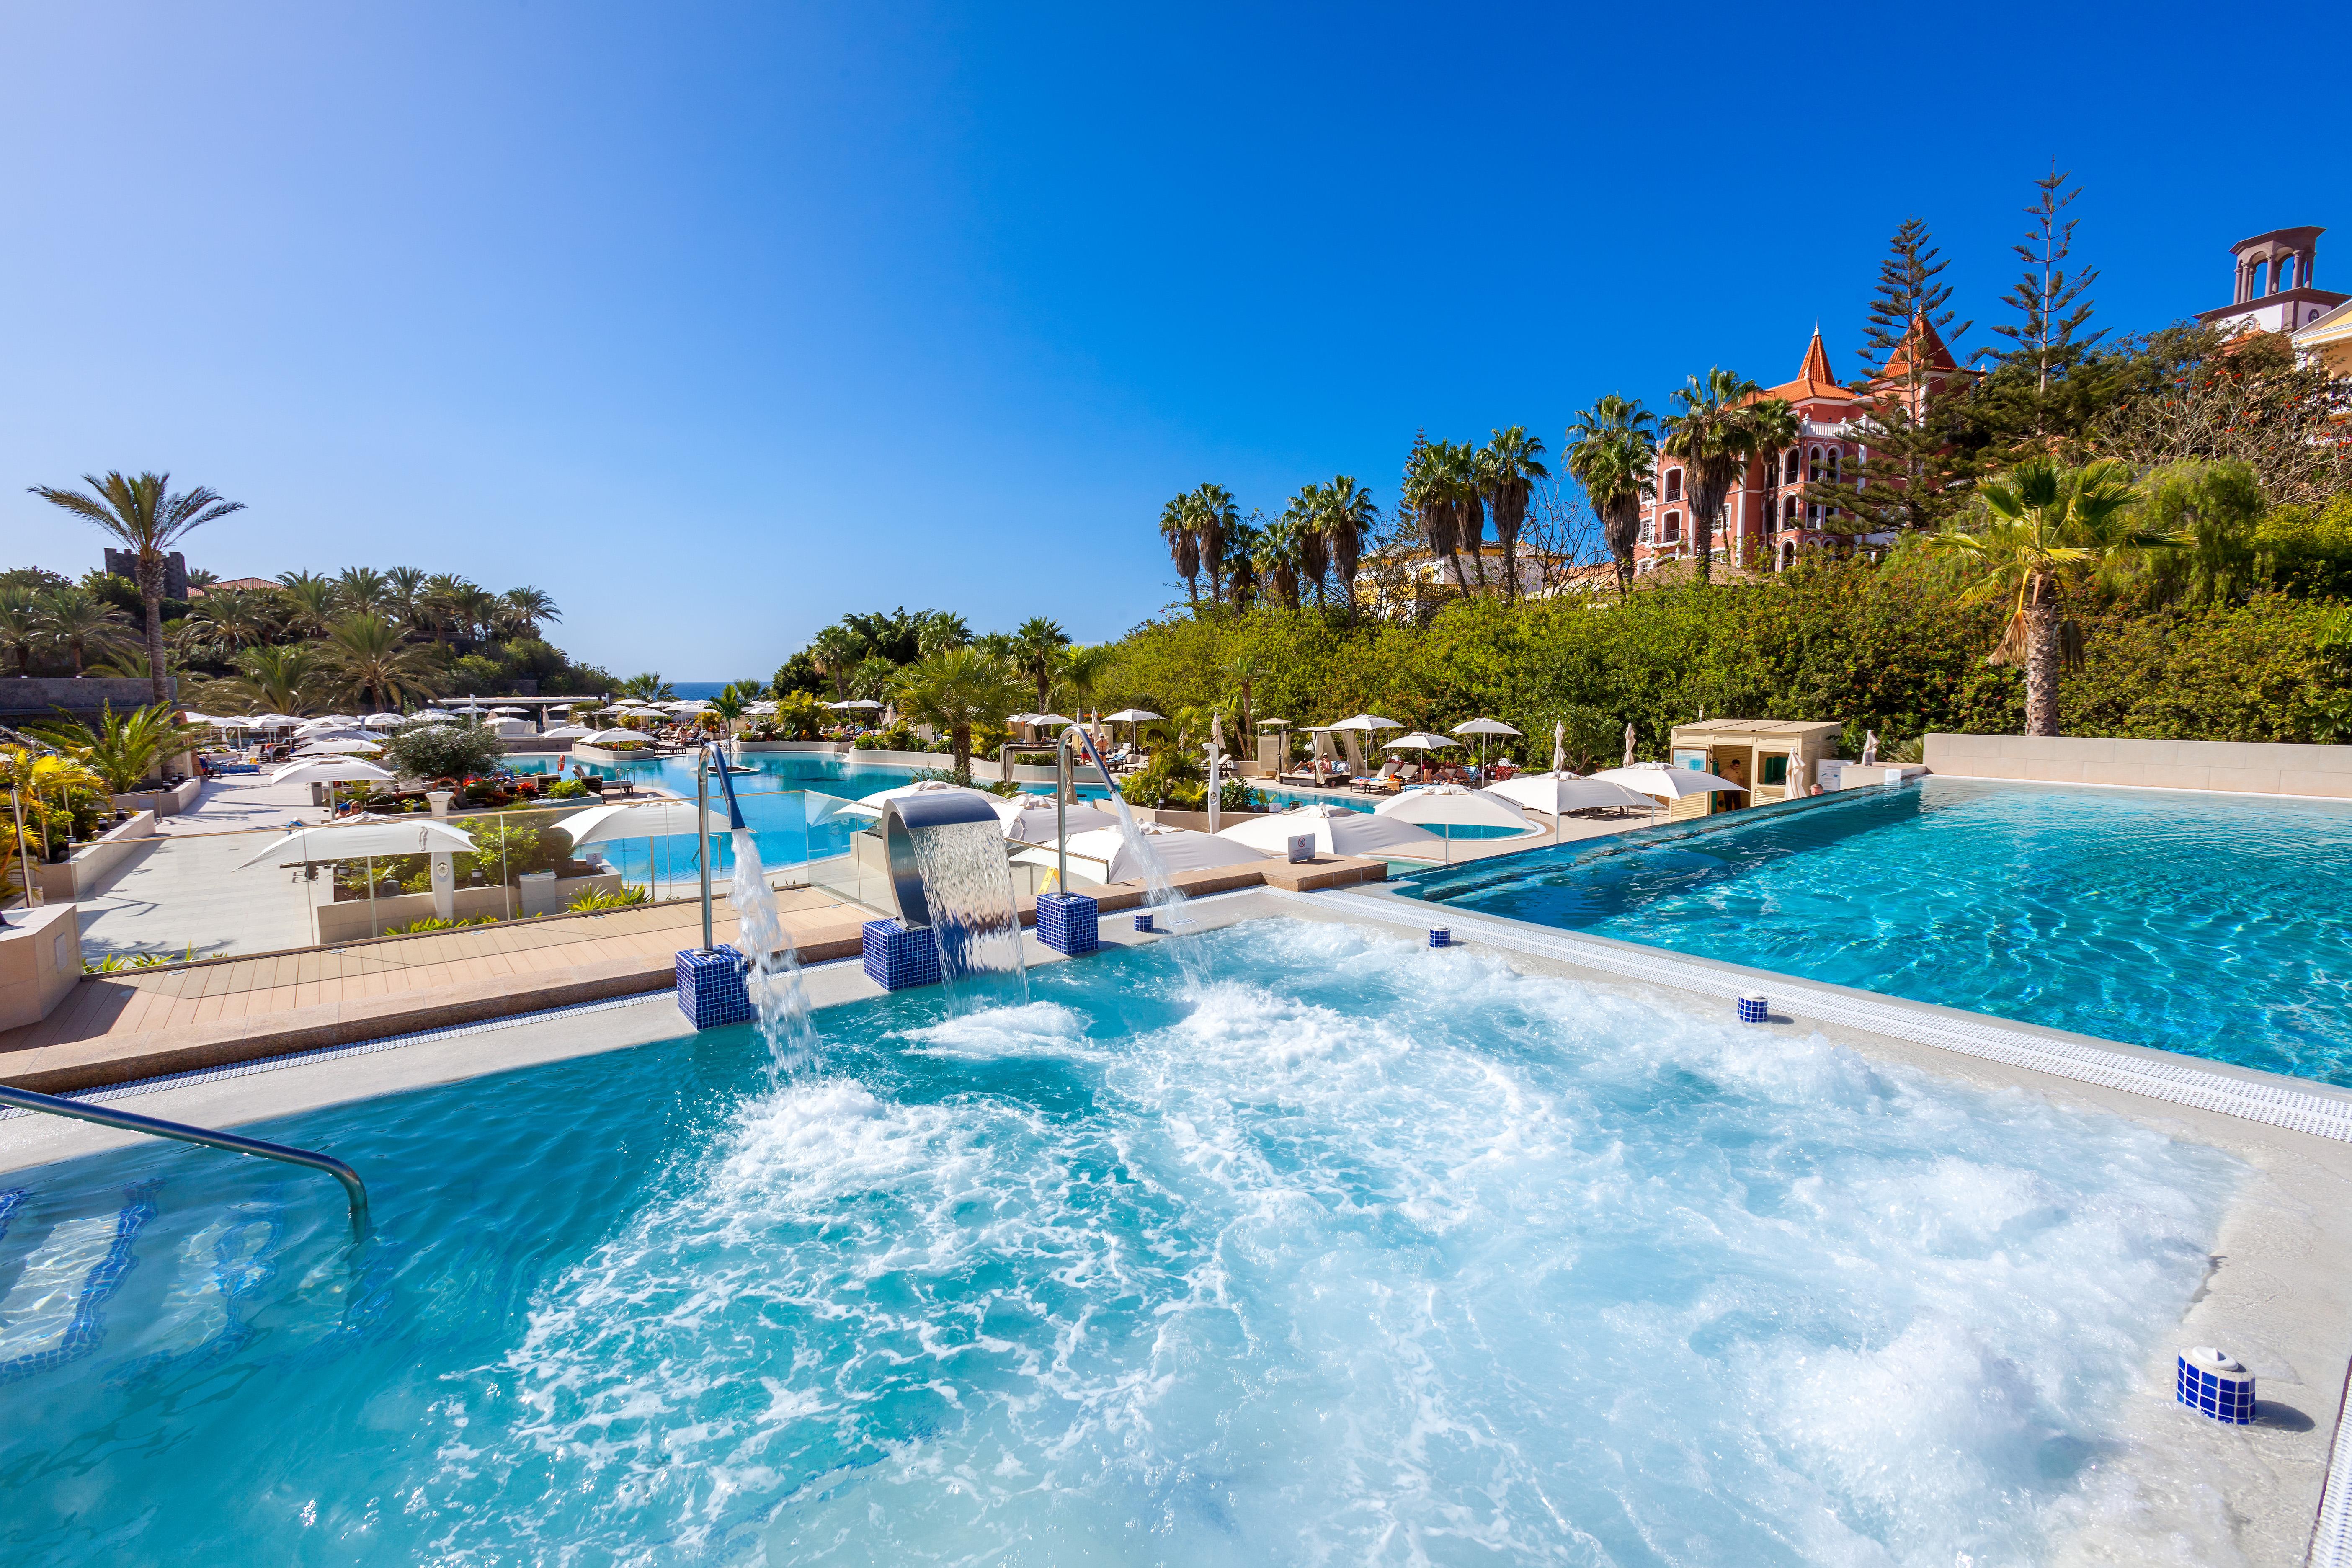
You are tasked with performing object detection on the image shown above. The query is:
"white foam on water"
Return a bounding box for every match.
[729,827,813,1081]
[410,916,2242,1567]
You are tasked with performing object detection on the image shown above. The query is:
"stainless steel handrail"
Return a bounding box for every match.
[0,1084,371,1238]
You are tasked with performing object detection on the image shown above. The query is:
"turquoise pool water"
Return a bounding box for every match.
[0,921,2235,1565]
[564,754,923,883]
[1403,776,2352,1085]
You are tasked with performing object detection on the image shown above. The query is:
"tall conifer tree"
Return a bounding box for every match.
[1986,163,2103,436]
[1826,218,1978,537]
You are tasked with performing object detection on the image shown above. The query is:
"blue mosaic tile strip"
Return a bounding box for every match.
[862,920,941,991]
[1034,893,1099,957]
[675,946,754,1029]
[0,1181,160,1387]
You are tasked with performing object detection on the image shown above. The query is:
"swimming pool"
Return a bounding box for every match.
[0,920,2236,1565]
[1401,776,2352,1085]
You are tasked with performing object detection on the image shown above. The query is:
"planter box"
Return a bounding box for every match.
[33,810,156,903]
[312,870,625,944]
[109,777,203,818]
[0,903,83,1031]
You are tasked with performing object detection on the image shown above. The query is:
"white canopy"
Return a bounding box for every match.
[1484,771,1657,815]
[747,701,778,714]
[408,709,458,723]
[1383,732,1456,751]
[1015,821,1266,886]
[1374,784,1537,832]
[581,728,648,744]
[361,712,404,727]
[1328,714,1403,732]
[1590,762,1748,799]
[991,792,1119,844]
[1027,712,1078,728]
[269,758,395,788]
[1103,708,1163,723]
[293,738,383,756]
[806,778,997,828]
[1452,717,1522,737]
[554,801,737,847]
[825,698,884,711]
[237,815,476,868]
[490,705,529,715]
[539,724,593,740]
[247,713,302,728]
[1217,802,1442,859]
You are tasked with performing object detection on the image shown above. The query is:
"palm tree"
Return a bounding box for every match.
[1318,476,1379,619]
[325,614,442,712]
[1565,395,1658,593]
[0,589,45,676]
[1256,511,1303,609]
[1011,616,1071,711]
[1160,497,1202,609]
[1055,642,1114,718]
[336,566,392,616]
[40,586,133,674]
[26,702,203,795]
[1279,486,1328,606]
[848,655,897,702]
[1480,427,1550,601]
[890,645,1025,779]
[1222,515,1264,610]
[1746,397,1800,568]
[275,572,341,637]
[28,472,245,703]
[1,746,110,864]
[915,611,971,657]
[1190,485,1239,606]
[384,566,428,624]
[500,586,560,639]
[227,643,325,714]
[180,587,277,652]
[618,671,676,701]
[1925,458,2160,736]
[1406,438,1468,593]
[1662,369,1772,583]
[810,624,863,699]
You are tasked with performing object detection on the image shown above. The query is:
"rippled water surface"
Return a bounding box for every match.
[0,921,2237,1565]
[1403,777,2352,1085]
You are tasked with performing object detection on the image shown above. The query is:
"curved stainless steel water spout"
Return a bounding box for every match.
[881,791,1003,927]
[0,1083,371,1238]
[1055,724,1120,894]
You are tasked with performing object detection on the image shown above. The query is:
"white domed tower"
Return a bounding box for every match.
[2196,226,2347,337]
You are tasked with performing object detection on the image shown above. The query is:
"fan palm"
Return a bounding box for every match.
[1189,484,1240,607]
[40,586,134,674]
[889,645,1026,778]
[1010,616,1071,712]
[28,471,245,703]
[26,702,204,795]
[1480,427,1550,601]
[1160,497,1202,609]
[1318,476,1379,619]
[618,672,676,701]
[1925,458,2161,736]
[1256,513,1302,609]
[325,614,442,712]
[1661,369,1769,583]
[1565,395,1658,593]
[1406,439,1477,593]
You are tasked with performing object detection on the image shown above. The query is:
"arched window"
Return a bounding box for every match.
[2278,254,2298,291]
[1783,449,1800,484]
[1807,446,1824,483]
[1663,469,1682,502]
[1639,516,1653,545]
[1827,451,1841,484]
[1782,495,1799,527]
[1662,512,1681,544]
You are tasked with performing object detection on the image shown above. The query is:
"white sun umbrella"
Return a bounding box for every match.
[1485,772,1657,841]
[1452,716,1521,778]
[409,709,458,724]
[539,724,593,740]
[294,737,383,756]
[1103,709,1163,723]
[361,712,404,728]
[809,776,996,828]
[1217,802,1442,859]
[991,792,1119,844]
[236,811,480,937]
[553,800,738,848]
[581,728,649,743]
[1591,761,1747,800]
[829,698,883,711]
[1383,732,1455,751]
[490,705,528,715]
[747,701,777,714]
[1015,821,1267,887]
[270,758,395,789]
[1374,783,1537,863]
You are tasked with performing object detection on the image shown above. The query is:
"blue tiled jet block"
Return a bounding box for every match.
[1034,892,1099,956]
[2177,1352,2256,1424]
[863,919,942,991]
[1738,994,1770,1024]
[676,945,753,1029]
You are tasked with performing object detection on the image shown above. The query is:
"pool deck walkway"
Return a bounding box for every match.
[0,853,1388,1093]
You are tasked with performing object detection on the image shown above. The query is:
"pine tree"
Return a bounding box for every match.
[1985,163,2103,435]
[1822,218,1979,538]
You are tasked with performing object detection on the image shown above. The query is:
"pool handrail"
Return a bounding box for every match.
[0,1083,371,1238]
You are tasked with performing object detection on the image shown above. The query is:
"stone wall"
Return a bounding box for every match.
[1924,733,2352,799]
[0,676,175,722]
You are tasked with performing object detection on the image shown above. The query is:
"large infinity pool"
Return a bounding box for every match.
[1401,776,2352,1085]
[0,921,2235,1565]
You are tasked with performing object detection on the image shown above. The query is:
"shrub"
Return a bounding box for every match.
[546,777,589,798]
[380,720,504,783]
[775,690,825,740]
[565,884,649,913]
[459,819,557,884]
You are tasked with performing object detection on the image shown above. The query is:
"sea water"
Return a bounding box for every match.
[0,920,2239,1565]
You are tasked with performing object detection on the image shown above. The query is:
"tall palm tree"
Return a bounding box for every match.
[1255,513,1302,609]
[1189,484,1239,607]
[227,643,325,714]
[1055,642,1114,717]
[1318,476,1379,619]
[1565,396,1659,594]
[325,614,442,712]
[1661,369,1767,584]
[1480,427,1550,601]
[1160,497,1202,609]
[1282,485,1331,606]
[890,645,1025,778]
[1926,458,2159,737]
[1406,439,1470,593]
[384,565,428,624]
[810,624,863,699]
[1010,615,1071,711]
[500,585,560,640]
[275,572,341,637]
[0,589,45,676]
[28,471,245,703]
[915,611,971,657]
[39,586,133,674]
[336,566,392,616]
[1222,514,1264,610]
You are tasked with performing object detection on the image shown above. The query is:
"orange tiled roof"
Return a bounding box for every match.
[1755,330,1866,406]
[1875,315,1963,384]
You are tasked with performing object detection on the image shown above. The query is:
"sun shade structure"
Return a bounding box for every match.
[269,758,395,789]
[1028,713,1078,728]
[236,815,477,869]
[1484,772,1656,815]
[538,724,593,740]
[581,728,650,743]
[553,801,737,848]
[292,738,382,756]
[1217,803,1442,858]
[1382,732,1456,751]
[361,713,404,728]
[1451,717,1521,738]
[1590,762,1747,799]
[991,793,1119,843]
[1374,784,1533,827]
[825,698,884,710]
[1327,714,1403,732]
[1102,709,1164,723]
[1013,822,1267,886]
[408,710,459,724]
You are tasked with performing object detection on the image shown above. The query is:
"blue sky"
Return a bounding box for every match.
[3,1,2344,681]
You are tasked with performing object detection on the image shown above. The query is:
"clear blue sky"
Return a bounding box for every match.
[3,2,2343,681]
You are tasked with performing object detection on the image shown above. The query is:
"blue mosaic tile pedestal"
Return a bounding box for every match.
[2177,1348,2256,1424]
[1034,893,1099,957]
[863,919,941,991]
[676,945,753,1029]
